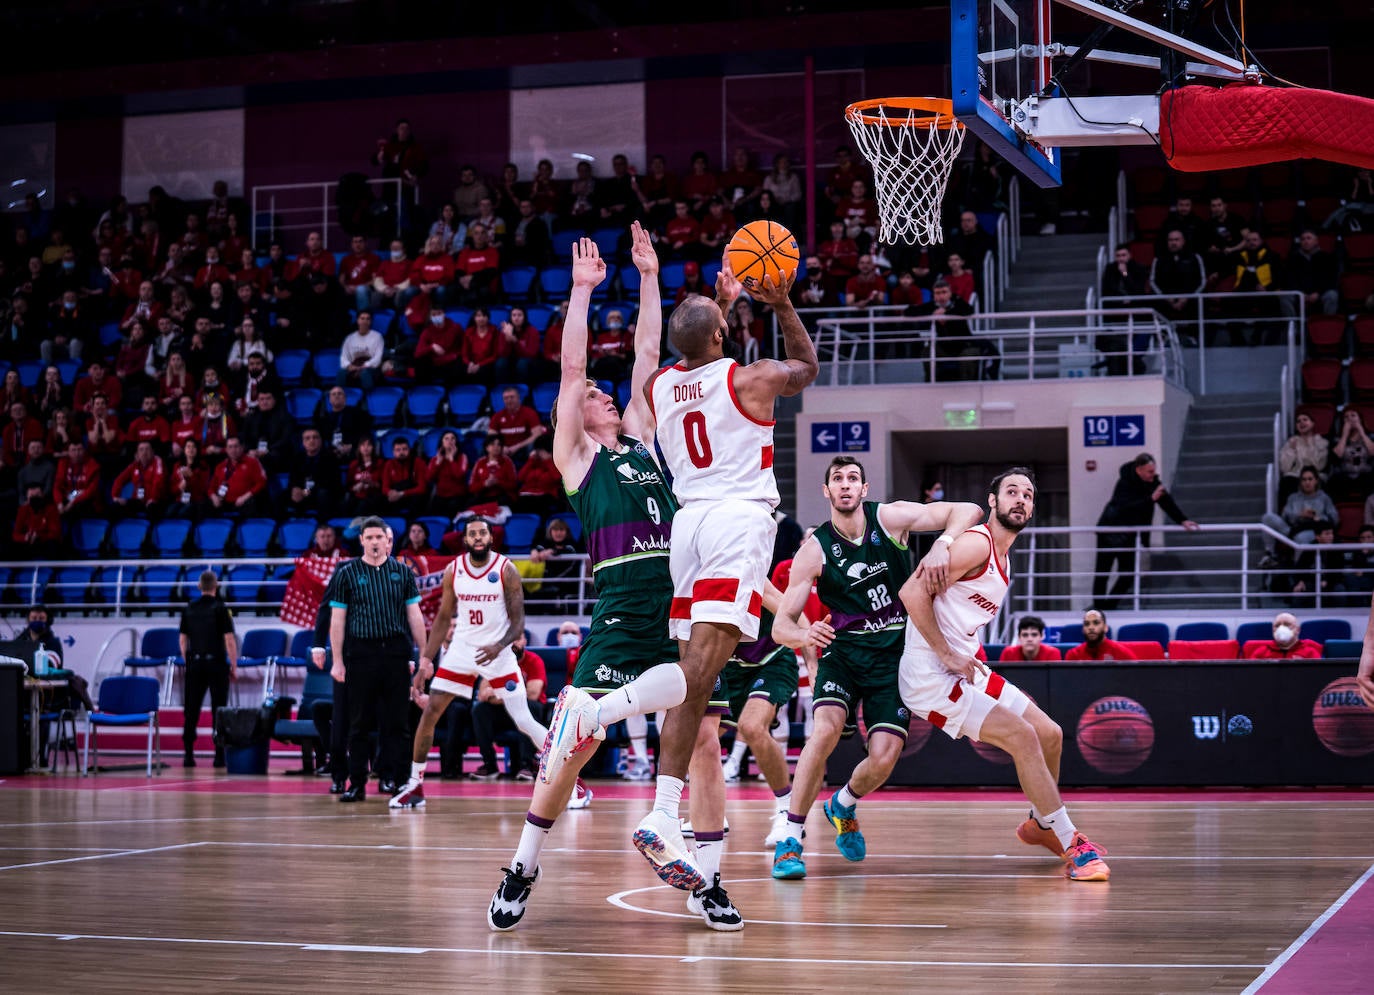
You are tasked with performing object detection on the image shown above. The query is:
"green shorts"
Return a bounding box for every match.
[814,641,911,741]
[720,646,799,729]
[571,588,679,693]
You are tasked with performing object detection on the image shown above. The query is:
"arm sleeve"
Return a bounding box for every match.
[403,570,420,605]
[1156,490,1191,524]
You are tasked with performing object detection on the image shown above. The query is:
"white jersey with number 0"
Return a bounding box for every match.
[904,525,1009,659]
[448,553,511,648]
[649,357,778,508]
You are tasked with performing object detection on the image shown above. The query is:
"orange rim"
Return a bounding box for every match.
[844,97,963,129]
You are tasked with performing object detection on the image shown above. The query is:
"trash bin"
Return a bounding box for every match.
[215,704,273,775]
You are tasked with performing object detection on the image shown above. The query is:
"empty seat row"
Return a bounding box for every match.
[68,517,325,558]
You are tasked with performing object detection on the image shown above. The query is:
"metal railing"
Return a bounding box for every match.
[1007,176,1023,260]
[809,306,1179,387]
[1115,169,1129,246]
[250,177,409,251]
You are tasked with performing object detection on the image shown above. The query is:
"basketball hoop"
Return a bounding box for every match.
[844,97,966,246]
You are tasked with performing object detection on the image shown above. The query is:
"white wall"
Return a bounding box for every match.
[508,83,646,177]
[122,109,245,201]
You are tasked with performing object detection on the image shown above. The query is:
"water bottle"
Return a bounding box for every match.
[33,649,51,676]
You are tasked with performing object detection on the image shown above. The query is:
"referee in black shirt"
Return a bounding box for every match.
[328,516,428,801]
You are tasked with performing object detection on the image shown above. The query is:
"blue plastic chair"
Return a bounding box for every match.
[1323,639,1363,658]
[551,230,584,263]
[110,519,150,558]
[236,627,288,702]
[619,265,642,299]
[366,386,405,428]
[445,307,474,328]
[286,388,322,426]
[56,358,81,384]
[84,675,162,777]
[16,360,43,389]
[615,379,633,408]
[1303,619,1353,644]
[1117,621,1171,645]
[70,518,109,557]
[540,265,573,298]
[591,264,618,301]
[312,351,341,382]
[259,568,289,611]
[531,382,560,419]
[235,518,277,557]
[420,430,443,459]
[501,266,538,302]
[10,567,50,603]
[701,259,722,286]
[91,566,122,607]
[503,513,541,553]
[447,385,487,425]
[1174,621,1229,641]
[138,566,182,606]
[48,566,94,606]
[344,387,363,407]
[96,322,123,350]
[558,513,583,541]
[152,519,192,558]
[224,564,268,604]
[407,385,445,426]
[275,350,310,387]
[525,305,555,329]
[278,519,318,555]
[195,519,234,557]
[123,627,183,704]
[590,228,624,259]
[1234,621,1272,646]
[661,260,687,293]
[382,516,408,542]
[416,516,449,549]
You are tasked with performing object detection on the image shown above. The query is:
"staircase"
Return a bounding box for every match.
[999,232,1104,316]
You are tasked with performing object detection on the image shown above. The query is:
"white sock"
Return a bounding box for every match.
[1039,805,1078,849]
[597,664,687,726]
[499,684,549,747]
[625,713,648,761]
[411,761,426,782]
[836,783,861,809]
[693,830,725,882]
[512,812,555,874]
[775,789,791,814]
[728,738,747,765]
[652,775,685,817]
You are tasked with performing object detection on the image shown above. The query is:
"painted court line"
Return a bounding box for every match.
[0,929,1265,970]
[0,842,205,872]
[1240,861,1374,995]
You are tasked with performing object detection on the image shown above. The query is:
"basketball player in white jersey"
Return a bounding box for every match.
[898,467,1110,881]
[623,257,818,917]
[390,517,546,808]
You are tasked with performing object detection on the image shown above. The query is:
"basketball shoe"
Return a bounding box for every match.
[621,757,654,781]
[764,810,791,846]
[633,809,706,892]
[388,779,425,809]
[566,778,593,810]
[1063,833,1111,882]
[720,756,741,782]
[487,862,541,931]
[687,873,744,931]
[771,837,806,879]
[539,686,605,784]
[1016,817,1066,857]
[823,794,866,861]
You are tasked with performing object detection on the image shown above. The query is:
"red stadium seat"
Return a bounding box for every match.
[1340,272,1374,312]
[1133,204,1169,240]
[1128,240,1155,267]
[1260,198,1298,234]
[1120,640,1167,661]
[1349,359,1374,401]
[1130,166,1167,198]
[1343,233,1374,272]
[1301,359,1343,403]
[1337,501,1365,539]
[1306,315,1347,358]
[1167,639,1241,660]
[1353,316,1374,355]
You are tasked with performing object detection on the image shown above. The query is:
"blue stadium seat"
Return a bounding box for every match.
[445,307,474,328]
[596,379,614,398]
[461,430,488,463]
[235,518,277,557]
[501,266,538,302]
[1174,621,1229,641]
[420,430,443,459]
[278,519,317,555]
[224,564,268,604]
[96,322,123,350]
[591,264,618,301]
[312,351,341,382]
[619,265,642,299]
[1234,621,1271,646]
[275,350,310,387]
[286,388,322,426]
[615,380,632,408]
[137,566,182,605]
[70,518,109,557]
[56,358,82,384]
[343,387,363,407]
[531,382,560,419]
[661,260,687,293]
[1323,639,1363,658]
[525,305,555,329]
[416,516,448,549]
[366,386,405,428]
[540,266,573,298]
[380,428,420,454]
[382,517,407,541]
[447,385,486,425]
[1302,619,1353,644]
[10,567,50,603]
[91,566,122,607]
[701,259,722,287]
[371,310,397,331]
[152,519,192,558]
[487,306,511,328]
[124,627,183,671]
[558,512,582,541]
[489,383,529,409]
[1117,621,1171,645]
[590,228,623,259]
[259,568,289,609]
[195,518,234,557]
[551,229,584,263]
[16,360,43,389]
[48,566,94,606]
[503,513,541,553]
[110,519,150,558]
[407,385,445,426]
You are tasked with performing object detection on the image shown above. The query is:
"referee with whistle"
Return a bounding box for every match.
[328,516,429,802]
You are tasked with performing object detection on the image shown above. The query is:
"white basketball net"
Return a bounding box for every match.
[845,101,966,246]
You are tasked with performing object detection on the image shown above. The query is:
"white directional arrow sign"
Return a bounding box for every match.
[1118,421,1141,441]
[816,430,836,446]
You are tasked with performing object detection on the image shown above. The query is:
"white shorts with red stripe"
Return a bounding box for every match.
[668,499,776,643]
[431,642,521,700]
[898,646,1030,742]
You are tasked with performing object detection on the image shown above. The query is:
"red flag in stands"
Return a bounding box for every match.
[398,552,458,626]
[280,549,347,629]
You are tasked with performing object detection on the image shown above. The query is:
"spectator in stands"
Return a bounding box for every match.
[794,254,836,308]
[943,211,996,274]
[1093,452,1200,610]
[180,213,207,262]
[374,118,428,211]
[632,155,679,230]
[119,279,162,333]
[455,224,501,306]
[1286,228,1340,316]
[226,317,273,380]
[717,147,762,214]
[469,433,517,506]
[380,436,428,519]
[1330,407,1374,501]
[1228,228,1283,342]
[1262,466,1338,565]
[154,242,195,292]
[293,231,336,283]
[728,298,766,360]
[598,155,640,225]
[82,245,117,317]
[46,407,76,455]
[662,200,701,260]
[834,179,879,238]
[44,290,87,362]
[316,384,373,464]
[1101,243,1152,309]
[998,614,1063,662]
[236,352,281,417]
[589,309,633,381]
[1158,195,1203,252]
[169,394,199,456]
[412,302,462,383]
[825,145,870,206]
[111,440,166,516]
[3,401,43,474]
[12,483,60,558]
[428,203,466,256]
[1148,228,1207,330]
[169,284,197,329]
[241,386,293,472]
[1,371,32,415]
[682,151,719,214]
[1064,608,1134,661]
[506,198,551,269]
[673,261,711,305]
[426,429,469,518]
[516,442,563,518]
[194,247,231,291]
[1346,524,1374,596]
[208,436,266,515]
[34,366,69,422]
[460,307,501,384]
[1202,195,1248,274]
[452,164,492,222]
[473,196,508,246]
[698,197,736,259]
[940,252,976,305]
[16,440,55,506]
[1286,520,1346,599]
[337,311,385,390]
[763,153,802,229]
[489,386,546,458]
[127,394,171,454]
[298,272,349,350]
[468,637,547,780]
[411,234,456,309]
[83,392,123,469]
[196,391,234,460]
[367,239,412,314]
[114,321,155,402]
[220,213,248,263]
[345,435,386,516]
[845,254,888,310]
[818,220,859,292]
[147,315,184,376]
[397,522,438,566]
[1243,611,1323,659]
[910,280,980,381]
[230,280,268,332]
[338,234,381,312]
[55,439,101,518]
[287,427,340,517]
[494,307,541,385]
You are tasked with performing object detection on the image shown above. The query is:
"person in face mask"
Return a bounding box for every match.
[1242,611,1323,659]
[17,605,95,749]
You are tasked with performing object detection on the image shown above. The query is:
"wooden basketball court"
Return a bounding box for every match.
[2,775,1371,992]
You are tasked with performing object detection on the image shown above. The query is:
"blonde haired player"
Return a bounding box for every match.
[898,467,1110,881]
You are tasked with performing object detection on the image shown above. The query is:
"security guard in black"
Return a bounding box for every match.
[179,570,238,767]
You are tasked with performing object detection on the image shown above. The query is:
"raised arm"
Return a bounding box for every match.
[771,538,830,650]
[731,268,820,416]
[621,221,664,443]
[551,238,607,482]
[474,560,527,665]
[898,532,989,683]
[878,499,985,593]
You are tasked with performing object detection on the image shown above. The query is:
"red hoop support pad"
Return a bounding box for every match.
[1161,84,1374,172]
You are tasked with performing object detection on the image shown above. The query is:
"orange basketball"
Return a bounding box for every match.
[1312,677,1374,757]
[1076,696,1155,775]
[726,220,800,291]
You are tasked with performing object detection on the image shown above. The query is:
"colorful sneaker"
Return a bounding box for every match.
[467,763,500,781]
[764,810,791,846]
[487,862,541,931]
[680,817,729,839]
[824,795,866,861]
[633,809,706,892]
[1016,817,1066,857]
[687,873,745,931]
[388,779,425,809]
[539,686,605,785]
[1064,832,1111,882]
[772,837,807,879]
[566,778,593,810]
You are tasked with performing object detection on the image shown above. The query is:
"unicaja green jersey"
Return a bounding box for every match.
[566,435,678,596]
[811,501,912,653]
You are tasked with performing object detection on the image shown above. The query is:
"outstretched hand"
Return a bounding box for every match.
[747,270,796,307]
[716,251,744,304]
[629,221,658,277]
[571,237,606,290]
